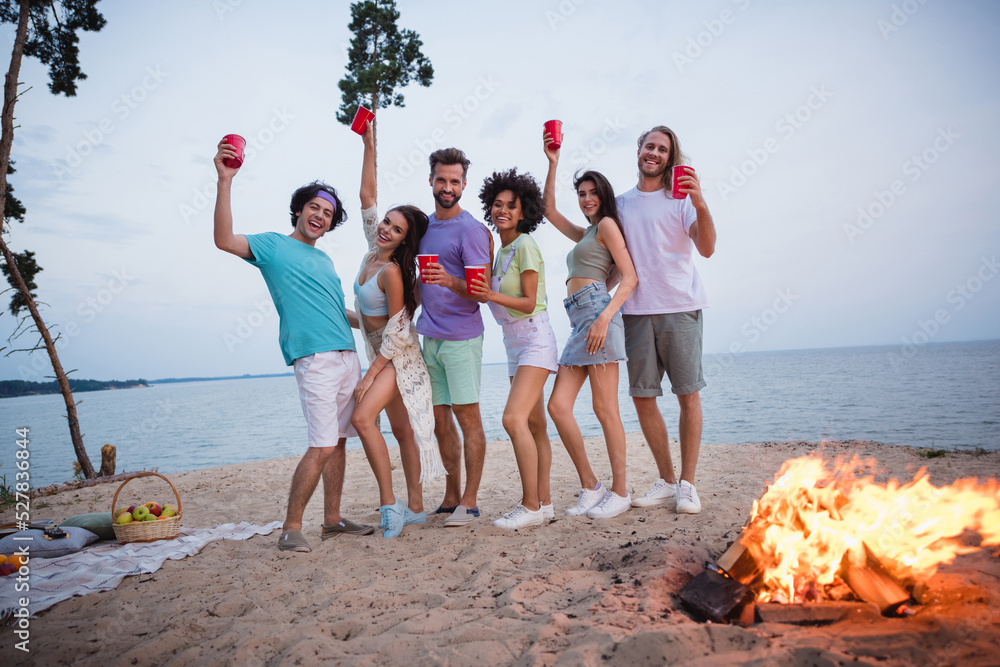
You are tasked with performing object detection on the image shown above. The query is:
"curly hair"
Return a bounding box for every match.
[478,168,545,234]
[288,181,347,230]
[385,205,429,319]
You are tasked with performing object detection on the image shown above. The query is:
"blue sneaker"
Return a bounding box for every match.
[403,507,427,526]
[380,500,405,538]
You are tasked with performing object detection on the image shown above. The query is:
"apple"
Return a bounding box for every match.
[144,502,162,517]
[132,505,150,521]
[0,562,16,577]
[127,504,137,514]
[156,514,172,520]
[141,513,157,521]
[116,511,134,524]
[161,505,177,518]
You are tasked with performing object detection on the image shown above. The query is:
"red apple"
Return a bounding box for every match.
[144,502,162,517]
[0,562,16,576]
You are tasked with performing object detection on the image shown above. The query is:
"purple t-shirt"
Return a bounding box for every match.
[417,209,491,341]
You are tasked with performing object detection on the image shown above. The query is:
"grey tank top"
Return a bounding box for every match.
[566,223,613,282]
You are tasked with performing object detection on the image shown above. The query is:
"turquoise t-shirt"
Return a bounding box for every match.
[244,232,355,365]
[495,234,547,318]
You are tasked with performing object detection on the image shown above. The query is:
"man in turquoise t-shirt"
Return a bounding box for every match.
[212,138,372,553]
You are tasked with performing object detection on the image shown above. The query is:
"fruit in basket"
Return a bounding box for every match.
[127,504,137,514]
[161,505,177,518]
[116,511,134,524]
[141,513,157,521]
[132,505,150,521]
[0,562,16,576]
[144,502,162,517]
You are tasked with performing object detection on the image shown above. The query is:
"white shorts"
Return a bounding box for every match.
[501,310,559,377]
[293,350,361,447]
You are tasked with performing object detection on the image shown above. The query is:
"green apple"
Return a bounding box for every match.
[116,511,133,525]
[141,513,157,521]
[132,505,150,521]
[161,505,177,518]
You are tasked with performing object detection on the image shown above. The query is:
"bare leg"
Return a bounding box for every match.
[351,366,402,507]
[321,441,347,525]
[451,402,486,509]
[527,390,552,507]
[502,367,550,511]
[283,444,340,533]
[588,363,627,496]
[384,391,423,513]
[547,365,598,490]
[434,404,462,508]
[677,391,702,484]
[632,396,676,484]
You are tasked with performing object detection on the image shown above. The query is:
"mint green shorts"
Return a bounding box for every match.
[422,335,484,406]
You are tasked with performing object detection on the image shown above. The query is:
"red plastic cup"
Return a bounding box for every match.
[465,266,486,295]
[222,134,246,169]
[672,165,693,199]
[544,119,563,150]
[351,106,375,135]
[417,254,438,284]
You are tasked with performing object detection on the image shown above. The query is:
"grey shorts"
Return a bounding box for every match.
[623,311,706,397]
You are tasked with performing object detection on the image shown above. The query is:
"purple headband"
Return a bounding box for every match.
[314,190,337,212]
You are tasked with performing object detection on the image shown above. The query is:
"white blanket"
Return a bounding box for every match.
[0,521,281,614]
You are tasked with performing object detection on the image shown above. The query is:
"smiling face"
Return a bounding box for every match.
[576,180,601,224]
[375,209,410,251]
[293,196,336,244]
[430,163,466,210]
[638,130,672,179]
[491,189,523,232]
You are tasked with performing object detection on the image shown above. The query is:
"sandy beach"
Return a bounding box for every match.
[3,435,999,666]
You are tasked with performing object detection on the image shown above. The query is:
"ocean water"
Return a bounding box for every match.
[1,340,997,489]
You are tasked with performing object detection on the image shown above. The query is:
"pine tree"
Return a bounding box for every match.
[0,0,106,479]
[337,0,433,194]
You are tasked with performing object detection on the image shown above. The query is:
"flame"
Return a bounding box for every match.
[739,455,1000,603]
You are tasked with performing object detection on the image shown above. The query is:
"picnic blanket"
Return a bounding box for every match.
[0,521,281,615]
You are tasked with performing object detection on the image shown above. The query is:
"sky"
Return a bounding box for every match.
[1,0,998,382]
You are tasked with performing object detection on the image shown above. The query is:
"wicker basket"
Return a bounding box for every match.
[110,471,183,544]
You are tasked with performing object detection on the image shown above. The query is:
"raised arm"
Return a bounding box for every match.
[542,131,587,243]
[213,138,252,259]
[583,217,638,354]
[360,120,376,211]
[679,169,716,258]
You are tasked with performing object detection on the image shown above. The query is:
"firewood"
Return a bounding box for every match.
[716,538,761,586]
[679,569,753,623]
[756,601,879,625]
[840,543,910,614]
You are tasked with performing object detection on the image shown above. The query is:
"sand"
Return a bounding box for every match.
[2,436,999,666]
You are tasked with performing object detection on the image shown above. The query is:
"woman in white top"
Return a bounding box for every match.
[350,121,444,539]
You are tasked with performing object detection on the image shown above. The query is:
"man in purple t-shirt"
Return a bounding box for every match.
[418,147,491,527]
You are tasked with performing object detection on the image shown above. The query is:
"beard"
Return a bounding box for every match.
[434,190,461,209]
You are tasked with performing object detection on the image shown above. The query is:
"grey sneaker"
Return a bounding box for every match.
[443,505,480,527]
[675,480,702,514]
[565,482,607,516]
[631,478,678,508]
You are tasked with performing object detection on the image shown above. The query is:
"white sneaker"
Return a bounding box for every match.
[493,504,544,529]
[540,503,554,519]
[586,491,632,519]
[565,482,607,516]
[676,480,701,514]
[631,478,678,508]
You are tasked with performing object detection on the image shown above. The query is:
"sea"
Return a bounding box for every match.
[1,340,997,489]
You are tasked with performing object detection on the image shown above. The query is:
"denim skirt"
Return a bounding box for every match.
[559,282,626,366]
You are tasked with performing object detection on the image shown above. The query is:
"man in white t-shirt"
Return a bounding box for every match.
[616,125,717,515]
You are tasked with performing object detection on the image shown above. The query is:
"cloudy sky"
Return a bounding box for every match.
[1,0,998,382]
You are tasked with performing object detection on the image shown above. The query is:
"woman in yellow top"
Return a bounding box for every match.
[468,168,559,529]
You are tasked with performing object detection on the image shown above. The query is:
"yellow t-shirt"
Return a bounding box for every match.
[495,234,547,318]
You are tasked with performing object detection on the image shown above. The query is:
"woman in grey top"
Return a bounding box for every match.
[542,130,638,520]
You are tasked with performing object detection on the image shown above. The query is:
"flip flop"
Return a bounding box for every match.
[320,518,375,540]
[277,529,311,552]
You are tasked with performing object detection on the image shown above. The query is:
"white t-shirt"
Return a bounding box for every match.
[616,187,707,315]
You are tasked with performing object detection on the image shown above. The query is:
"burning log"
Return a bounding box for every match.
[678,568,753,623]
[839,543,910,615]
[716,538,760,586]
